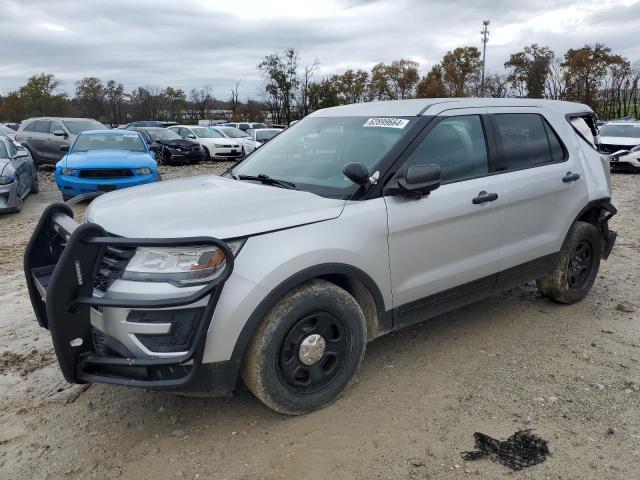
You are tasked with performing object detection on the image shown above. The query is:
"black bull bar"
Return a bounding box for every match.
[23,203,234,388]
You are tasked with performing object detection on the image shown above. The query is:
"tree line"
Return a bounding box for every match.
[1,42,638,124]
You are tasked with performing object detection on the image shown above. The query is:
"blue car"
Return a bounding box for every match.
[55,129,159,201]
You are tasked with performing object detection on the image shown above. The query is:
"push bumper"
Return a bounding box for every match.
[23,203,234,390]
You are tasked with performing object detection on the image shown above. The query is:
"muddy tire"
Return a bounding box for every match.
[242,279,367,415]
[30,172,40,194]
[536,221,602,304]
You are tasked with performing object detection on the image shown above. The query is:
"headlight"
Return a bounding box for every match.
[0,175,14,185]
[121,239,244,286]
[61,168,77,176]
[135,168,151,175]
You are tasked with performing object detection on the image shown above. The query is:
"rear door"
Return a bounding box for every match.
[385,110,505,324]
[31,120,52,161]
[487,108,589,277]
[42,120,68,162]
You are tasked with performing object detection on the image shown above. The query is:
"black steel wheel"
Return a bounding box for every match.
[277,312,350,395]
[537,221,602,304]
[243,279,367,415]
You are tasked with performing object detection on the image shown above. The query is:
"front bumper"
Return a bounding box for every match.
[610,155,640,171]
[24,203,234,389]
[0,180,19,212]
[56,173,157,197]
[212,147,242,159]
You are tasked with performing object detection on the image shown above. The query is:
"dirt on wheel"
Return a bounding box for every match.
[0,166,638,479]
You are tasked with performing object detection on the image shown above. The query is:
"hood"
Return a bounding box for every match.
[64,150,155,169]
[597,136,640,147]
[155,139,198,148]
[85,175,345,239]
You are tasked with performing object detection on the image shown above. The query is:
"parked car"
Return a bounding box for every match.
[248,128,282,147]
[124,121,179,129]
[25,98,616,415]
[0,124,17,141]
[2,122,20,131]
[133,127,205,164]
[168,125,242,159]
[16,117,107,166]
[54,129,159,201]
[597,120,640,152]
[212,126,258,155]
[608,145,640,172]
[0,133,38,213]
[224,122,268,131]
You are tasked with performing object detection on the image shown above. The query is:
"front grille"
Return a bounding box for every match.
[79,169,134,179]
[93,245,136,292]
[599,144,629,154]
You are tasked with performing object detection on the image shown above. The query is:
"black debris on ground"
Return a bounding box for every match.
[461,430,551,471]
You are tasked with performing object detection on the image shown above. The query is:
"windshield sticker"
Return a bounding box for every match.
[363,118,409,129]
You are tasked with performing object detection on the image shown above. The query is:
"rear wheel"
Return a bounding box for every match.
[30,171,39,193]
[536,221,602,304]
[242,279,367,415]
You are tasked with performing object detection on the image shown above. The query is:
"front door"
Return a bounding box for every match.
[385,111,505,324]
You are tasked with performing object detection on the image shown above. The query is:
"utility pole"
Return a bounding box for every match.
[480,20,490,97]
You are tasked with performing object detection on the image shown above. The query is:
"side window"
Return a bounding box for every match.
[7,140,17,156]
[49,121,64,134]
[494,114,565,170]
[34,121,52,133]
[23,122,36,132]
[405,115,488,184]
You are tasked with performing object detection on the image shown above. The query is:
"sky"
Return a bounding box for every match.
[1,0,639,99]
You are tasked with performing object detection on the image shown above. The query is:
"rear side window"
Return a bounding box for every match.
[34,121,52,133]
[494,114,566,170]
[23,122,36,132]
[404,115,488,184]
[49,121,64,134]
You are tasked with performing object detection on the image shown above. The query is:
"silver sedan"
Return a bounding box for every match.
[0,133,39,213]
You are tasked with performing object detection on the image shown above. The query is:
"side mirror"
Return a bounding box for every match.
[343,162,370,185]
[385,164,442,198]
[60,145,69,152]
[14,149,29,159]
[53,130,67,137]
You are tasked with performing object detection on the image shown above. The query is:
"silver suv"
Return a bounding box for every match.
[16,117,107,165]
[25,99,616,414]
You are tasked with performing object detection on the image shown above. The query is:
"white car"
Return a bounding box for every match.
[249,128,283,147]
[597,120,640,172]
[168,125,242,160]
[225,122,268,132]
[212,126,258,155]
[0,124,17,141]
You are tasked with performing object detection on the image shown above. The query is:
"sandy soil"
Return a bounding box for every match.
[0,166,638,479]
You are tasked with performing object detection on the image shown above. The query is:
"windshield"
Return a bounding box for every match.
[63,119,108,135]
[218,127,249,138]
[232,116,416,197]
[145,128,182,141]
[71,133,146,152]
[192,127,224,138]
[255,129,281,141]
[599,124,640,139]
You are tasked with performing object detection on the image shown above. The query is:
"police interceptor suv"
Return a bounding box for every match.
[25,98,616,415]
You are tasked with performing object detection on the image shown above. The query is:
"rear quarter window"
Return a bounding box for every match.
[494,113,566,170]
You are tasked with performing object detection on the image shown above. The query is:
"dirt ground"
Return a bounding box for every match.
[0,165,638,480]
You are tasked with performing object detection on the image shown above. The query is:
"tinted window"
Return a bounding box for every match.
[405,115,488,183]
[62,119,107,134]
[495,114,564,169]
[34,121,52,133]
[49,121,64,134]
[23,122,36,132]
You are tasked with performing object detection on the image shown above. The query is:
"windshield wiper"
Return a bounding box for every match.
[234,174,297,190]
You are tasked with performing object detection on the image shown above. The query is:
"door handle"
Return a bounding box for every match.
[562,172,580,183]
[472,191,499,204]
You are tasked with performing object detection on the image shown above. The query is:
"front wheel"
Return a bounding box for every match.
[242,279,367,415]
[536,221,602,304]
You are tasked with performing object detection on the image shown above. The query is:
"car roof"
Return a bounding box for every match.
[308,98,593,117]
[603,120,640,125]
[22,117,99,122]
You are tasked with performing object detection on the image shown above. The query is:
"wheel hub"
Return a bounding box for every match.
[298,334,326,366]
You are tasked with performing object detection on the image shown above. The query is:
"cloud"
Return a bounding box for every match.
[0,0,639,98]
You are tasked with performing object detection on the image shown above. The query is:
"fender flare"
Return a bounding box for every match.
[568,198,617,259]
[227,263,387,382]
